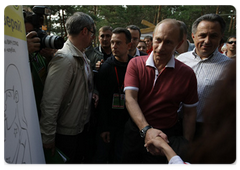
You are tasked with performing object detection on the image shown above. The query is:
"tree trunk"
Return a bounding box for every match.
[157,6,161,23]
[228,15,233,33]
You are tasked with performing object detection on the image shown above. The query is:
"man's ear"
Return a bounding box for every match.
[191,33,195,40]
[128,42,132,50]
[82,27,88,35]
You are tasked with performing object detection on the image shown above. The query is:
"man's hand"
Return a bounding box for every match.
[144,128,169,155]
[92,93,99,108]
[95,59,104,71]
[100,132,110,143]
[43,141,55,156]
[145,136,177,161]
[26,31,41,54]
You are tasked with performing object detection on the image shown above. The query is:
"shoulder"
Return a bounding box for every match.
[139,50,148,56]
[99,56,114,72]
[94,46,101,52]
[175,59,195,75]
[93,47,104,56]
[177,51,193,62]
[130,55,148,64]
[215,52,231,63]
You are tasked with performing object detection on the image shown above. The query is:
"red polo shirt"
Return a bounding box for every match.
[124,53,198,129]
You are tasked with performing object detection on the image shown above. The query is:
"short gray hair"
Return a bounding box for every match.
[192,13,226,34]
[66,12,95,36]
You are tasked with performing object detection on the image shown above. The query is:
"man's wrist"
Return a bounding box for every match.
[140,125,153,138]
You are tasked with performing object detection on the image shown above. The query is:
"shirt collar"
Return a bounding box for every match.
[134,48,141,57]
[146,51,175,68]
[67,39,85,58]
[192,48,218,61]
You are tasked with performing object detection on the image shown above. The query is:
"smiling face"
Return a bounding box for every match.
[192,20,223,59]
[152,21,183,65]
[226,37,236,52]
[144,38,152,50]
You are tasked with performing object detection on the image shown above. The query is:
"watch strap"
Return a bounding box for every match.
[140,125,153,138]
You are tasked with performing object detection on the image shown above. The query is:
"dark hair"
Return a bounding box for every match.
[144,35,153,41]
[178,20,188,35]
[192,13,226,34]
[227,35,236,42]
[126,25,141,38]
[139,40,147,45]
[99,26,113,33]
[23,11,33,24]
[112,27,132,44]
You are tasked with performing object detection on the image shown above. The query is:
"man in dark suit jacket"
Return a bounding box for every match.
[127,25,147,57]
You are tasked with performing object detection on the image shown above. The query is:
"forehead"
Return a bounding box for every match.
[99,29,112,35]
[138,42,146,45]
[196,21,222,34]
[228,37,236,41]
[144,38,151,41]
[128,29,139,37]
[111,33,126,41]
[154,22,180,41]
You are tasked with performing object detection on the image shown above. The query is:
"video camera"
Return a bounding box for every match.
[31,6,64,49]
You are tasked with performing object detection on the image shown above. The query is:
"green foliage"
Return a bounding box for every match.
[24,5,236,44]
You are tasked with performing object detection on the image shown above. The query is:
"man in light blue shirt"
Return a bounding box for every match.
[177,14,231,139]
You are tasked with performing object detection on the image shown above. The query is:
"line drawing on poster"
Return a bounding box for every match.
[4,64,32,163]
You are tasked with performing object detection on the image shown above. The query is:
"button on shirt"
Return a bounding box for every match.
[177,48,231,122]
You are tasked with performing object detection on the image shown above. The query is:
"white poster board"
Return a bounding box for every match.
[4,5,45,164]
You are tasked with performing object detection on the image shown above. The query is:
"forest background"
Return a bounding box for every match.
[23,5,236,46]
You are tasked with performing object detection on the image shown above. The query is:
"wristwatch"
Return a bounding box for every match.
[140,125,153,138]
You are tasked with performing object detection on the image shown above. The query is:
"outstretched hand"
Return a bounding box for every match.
[144,128,169,156]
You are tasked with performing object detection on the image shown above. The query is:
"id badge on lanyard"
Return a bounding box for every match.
[112,66,125,109]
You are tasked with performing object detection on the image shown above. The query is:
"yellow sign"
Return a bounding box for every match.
[4,6,26,41]
[140,20,155,34]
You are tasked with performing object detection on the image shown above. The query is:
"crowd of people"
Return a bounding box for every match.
[24,11,236,164]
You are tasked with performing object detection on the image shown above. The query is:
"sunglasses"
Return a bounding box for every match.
[227,41,236,44]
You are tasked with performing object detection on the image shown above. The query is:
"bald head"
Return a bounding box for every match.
[154,19,184,42]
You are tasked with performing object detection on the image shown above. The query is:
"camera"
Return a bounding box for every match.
[31,6,64,49]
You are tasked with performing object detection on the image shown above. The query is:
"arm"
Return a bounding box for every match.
[182,106,197,142]
[145,136,177,161]
[125,89,148,130]
[40,55,73,145]
[96,63,112,142]
[145,136,186,164]
[125,89,169,146]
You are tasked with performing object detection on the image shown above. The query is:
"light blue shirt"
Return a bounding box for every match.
[177,48,231,122]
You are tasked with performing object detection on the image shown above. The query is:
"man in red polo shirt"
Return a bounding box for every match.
[122,19,199,163]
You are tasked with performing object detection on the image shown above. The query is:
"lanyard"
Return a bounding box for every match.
[114,66,124,92]
[114,66,124,106]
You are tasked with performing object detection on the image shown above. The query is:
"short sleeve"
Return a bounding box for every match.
[183,70,199,107]
[124,58,140,91]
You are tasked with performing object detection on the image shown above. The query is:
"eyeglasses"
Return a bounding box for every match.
[88,29,95,37]
[227,41,236,44]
